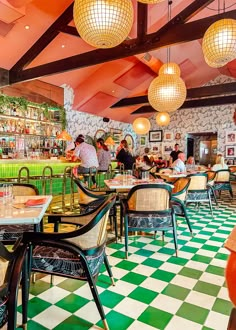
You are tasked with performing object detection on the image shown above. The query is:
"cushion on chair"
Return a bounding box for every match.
[127,211,172,229]
[0,225,34,243]
[32,245,105,279]
[0,296,8,328]
[214,182,231,191]
[187,191,209,201]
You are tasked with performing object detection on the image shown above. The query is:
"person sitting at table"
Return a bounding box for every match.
[212,154,228,171]
[155,156,167,169]
[186,156,195,172]
[172,152,186,173]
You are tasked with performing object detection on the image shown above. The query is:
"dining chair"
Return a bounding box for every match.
[186,173,213,217]
[0,241,28,330]
[205,170,218,206]
[121,184,177,258]
[0,183,40,245]
[21,194,116,330]
[73,177,118,242]
[213,169,233,198]
[171,177,192,235]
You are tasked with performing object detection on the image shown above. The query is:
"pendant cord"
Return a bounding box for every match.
[167,1,172,64]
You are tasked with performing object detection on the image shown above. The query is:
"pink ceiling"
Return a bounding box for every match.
[0,0,236,124]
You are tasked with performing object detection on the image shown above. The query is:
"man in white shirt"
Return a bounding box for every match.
[73,134,99,187]
[172,152,186,173]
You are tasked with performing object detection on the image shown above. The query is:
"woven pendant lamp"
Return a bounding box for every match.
[156,112,170,126]
[73,0,134,49]
[132,117,151,135]
[202,18,236,68]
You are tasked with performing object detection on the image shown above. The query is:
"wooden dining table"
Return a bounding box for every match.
[0,195,52,225]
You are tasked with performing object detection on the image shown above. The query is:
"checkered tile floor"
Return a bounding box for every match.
[18,192,236,330]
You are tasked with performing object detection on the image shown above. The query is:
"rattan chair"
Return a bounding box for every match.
[121,184,177,258]
[0,183,39,245]
[73,177,118,242]
[171,177,192,235]
[186,173,214,217]
[205,170,218,206]
[229,165,236,182]
[0,241,28,330]
[213,169,233,198]
[21,194,116,330]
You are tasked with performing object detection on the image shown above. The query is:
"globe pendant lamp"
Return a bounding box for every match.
[156,112,170,126]
[73,0,134,49]
[137,0,164,3]
[148,63,187,113]
[202,18,236,68]
[132,117,151,135]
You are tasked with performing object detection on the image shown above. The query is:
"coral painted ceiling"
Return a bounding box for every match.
[0,0,236,123]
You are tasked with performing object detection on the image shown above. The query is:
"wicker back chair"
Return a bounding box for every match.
[121,184,177,258]
[171,177,192,235]
[0,241,28,330]
[0,183,39,245]
[213,169,233,198]
[21,194,116,330]
[73,178,118,242]
[186,173,213,217]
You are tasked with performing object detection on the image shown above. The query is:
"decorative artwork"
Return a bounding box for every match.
[164,131,174,141]
[149,130,162,142]
[175,132,181,140]
[225,131,236,144]
[152,145,160,152]
[226,145,236,158]
[162,142,174,155]
[140,135,147,146]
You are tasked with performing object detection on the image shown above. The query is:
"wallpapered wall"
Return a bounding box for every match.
[62,84,138,153]
[148,75,236,159]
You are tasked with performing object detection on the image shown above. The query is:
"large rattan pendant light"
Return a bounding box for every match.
[73,0,134,49]
[148,1,186,113]
[132,117,151,135]
[202,0,236,68]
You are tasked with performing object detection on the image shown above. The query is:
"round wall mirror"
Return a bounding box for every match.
[124,134,134,149]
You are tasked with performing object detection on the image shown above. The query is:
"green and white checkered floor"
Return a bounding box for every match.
[18,193,236,330]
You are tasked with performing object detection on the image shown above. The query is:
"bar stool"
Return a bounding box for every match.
[62,166,74,210]
[42,166,53,195]
[112,163,124,178]
[18,166,30,183]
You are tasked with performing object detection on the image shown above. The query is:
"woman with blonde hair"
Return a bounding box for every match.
[212,154,228,171]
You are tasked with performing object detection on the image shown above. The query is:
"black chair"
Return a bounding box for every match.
[0,183,40,245]
[73,177,118,242]
[121,184,177,258]
[213,169,233,198]
[0,241,28,330]
[171,177,192,235]
[21,194,116,330]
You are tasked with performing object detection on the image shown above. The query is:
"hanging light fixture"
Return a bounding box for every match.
[137,0,164,4]
[147,1,186,113]
[105,136,115,146]
[132,117,151,135]
[202,18,236,68]
[156,112,170,126]
[73,0,134,49]
[56,130,72,141]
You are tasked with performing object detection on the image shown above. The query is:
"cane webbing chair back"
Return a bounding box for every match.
[188,173,208,190]
[12,183,39,196]
[215,169,230,182]
[172,177,190,202]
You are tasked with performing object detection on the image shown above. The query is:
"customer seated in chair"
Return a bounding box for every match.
[172,152,186,173]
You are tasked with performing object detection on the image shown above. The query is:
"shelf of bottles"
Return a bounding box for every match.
[0,104,64,158]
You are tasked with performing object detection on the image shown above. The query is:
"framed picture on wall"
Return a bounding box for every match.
[164,131,174,141]
[225,130,236,144]
[140,135,147,146]
[226,145,236,158]
[162,142,174,155]
[149,130,162,142]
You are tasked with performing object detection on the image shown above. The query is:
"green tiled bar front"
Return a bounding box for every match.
[0,160,76,195]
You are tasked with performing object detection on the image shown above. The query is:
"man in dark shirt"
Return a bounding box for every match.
[170,143,182,166]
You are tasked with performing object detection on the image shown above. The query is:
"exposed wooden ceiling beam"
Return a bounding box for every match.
[111,82,236,108]
[11,3,74,72]
[0,68,9,87]
[59,25,80,37]
[137,3,148,41]
[10,9,236,84]
[131,95,236,115]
